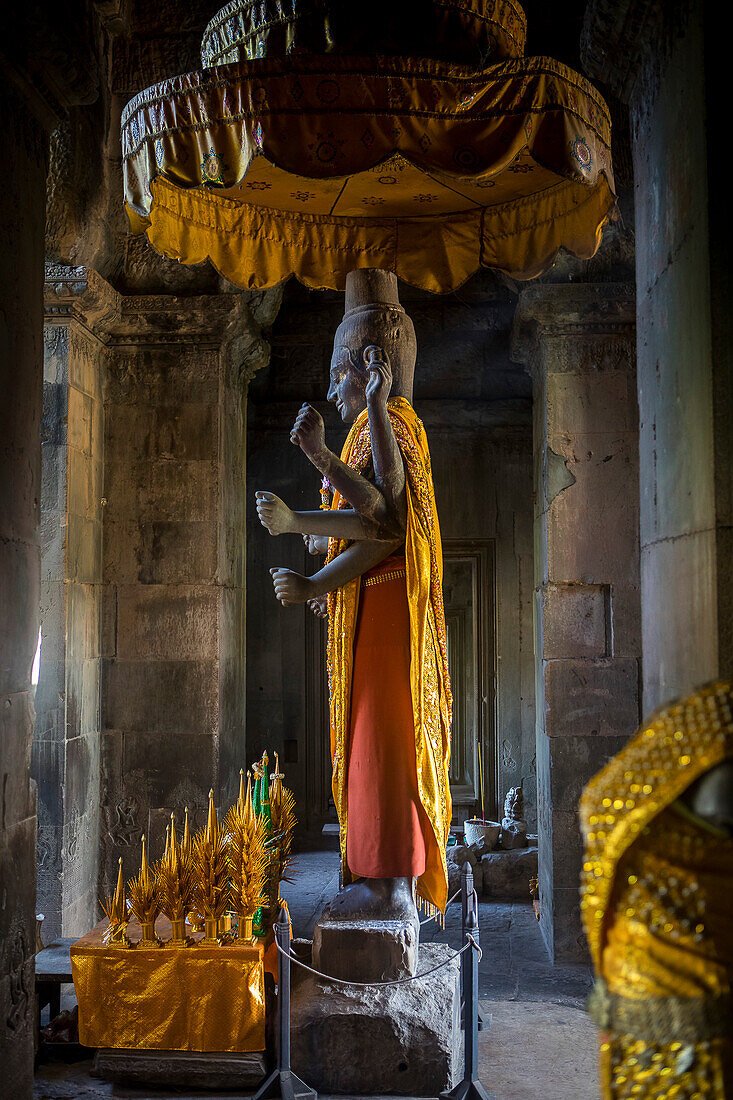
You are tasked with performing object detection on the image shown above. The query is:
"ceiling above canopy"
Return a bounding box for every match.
[121,0,616,293]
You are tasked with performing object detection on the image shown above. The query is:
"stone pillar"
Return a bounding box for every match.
[92,278,269,892]
[582,1,732,711]
[0,72,47,1095]
[512,283,640,962]
[34,264,106,939]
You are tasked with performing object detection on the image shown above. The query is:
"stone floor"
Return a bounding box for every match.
[34,847,600,1100]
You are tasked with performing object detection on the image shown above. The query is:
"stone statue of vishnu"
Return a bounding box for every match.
[256,269,452,923]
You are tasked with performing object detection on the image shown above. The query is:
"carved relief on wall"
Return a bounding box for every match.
[5,928,30,1032]
[103,796,142,851]
[36,797,61,900]
[501,738,517,771]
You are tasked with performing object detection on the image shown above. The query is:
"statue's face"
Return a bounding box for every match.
[328,345,366,423]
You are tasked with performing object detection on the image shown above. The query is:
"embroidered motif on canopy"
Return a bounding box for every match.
[121,0,616,292]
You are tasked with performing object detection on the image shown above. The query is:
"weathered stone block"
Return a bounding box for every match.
[103,518,218,584]
[481,846,538,901]
[291,943,461,1096]
[103,658,218,735]
[551,885,590,964]
[94,1049,266,1090]
[0,540,41,695]
[313,913,418,982]
[544,658,639,738]
[547,438,639,583]
[115,585,219,660]
[0,816,37,1075]
[67,386,93,453]
[548,734,629,812]
[541,582,607,659]
[66,513,103,583]
[121,730,217,808]
[547,370,636,439]
[0,694,34,828]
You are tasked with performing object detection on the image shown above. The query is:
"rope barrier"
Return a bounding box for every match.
[466,932,482,963]
[277,936,477,989]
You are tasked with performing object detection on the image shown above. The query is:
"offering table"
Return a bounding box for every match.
[71,916,266,1054]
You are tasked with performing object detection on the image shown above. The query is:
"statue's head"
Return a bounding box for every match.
[328,269,417,423]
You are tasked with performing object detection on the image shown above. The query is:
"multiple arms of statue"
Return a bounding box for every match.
[270,537,404,606]
[256,347,406,543]
[257,344,407,606]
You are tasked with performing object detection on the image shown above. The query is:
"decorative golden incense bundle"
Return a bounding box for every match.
[101,857,129,946]
[226,772,269,941]
[268,784,297,904]
[157,812,194,944]
[127,834,160,945]
[191,789,230,942]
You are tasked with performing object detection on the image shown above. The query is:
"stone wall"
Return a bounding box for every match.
[0,72,47,1098]
[632,2,731,709]
[583,0,732,712]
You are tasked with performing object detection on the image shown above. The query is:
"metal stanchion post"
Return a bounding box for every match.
[460,861,485,1033]
[253,908,318,1100]
[440,885,495,1100]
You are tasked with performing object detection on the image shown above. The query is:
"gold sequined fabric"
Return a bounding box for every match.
[325,397,452,913]
[580,681,733,1099]
[71,917,265,1052]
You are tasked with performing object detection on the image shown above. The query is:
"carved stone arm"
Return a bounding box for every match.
[366,389,407,538]
[290,509,398,542]
[307,538,404,598]
[308,448,395,538]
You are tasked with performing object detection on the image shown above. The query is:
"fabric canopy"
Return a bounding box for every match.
[122,15,615,291]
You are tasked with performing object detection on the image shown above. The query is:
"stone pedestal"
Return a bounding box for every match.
[94,1048,266,1089]
[292,943,461,1096]
[313,911,418,982]
[481,845,539,900]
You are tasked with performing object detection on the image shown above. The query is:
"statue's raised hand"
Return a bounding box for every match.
[290,403,326,460]
[269,567,313,606]
[364,345,392,406]
[256,491,296,535]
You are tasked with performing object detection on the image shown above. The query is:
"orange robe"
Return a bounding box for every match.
[346,552,431,879]
[326,398,452,914]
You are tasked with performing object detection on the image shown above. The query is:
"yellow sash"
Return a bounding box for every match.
[326,397,452,912]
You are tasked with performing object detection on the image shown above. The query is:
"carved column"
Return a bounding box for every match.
[512,283,640,962]
[583,0,732,708]
[34,264,105,940]
[89,277,271,896]
[1,9,100,1091]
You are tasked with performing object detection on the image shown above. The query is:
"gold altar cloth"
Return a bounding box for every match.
[71,917,266,1052]
[325,398,452,913]
[121,52,615,292]
[580,681,733,1099]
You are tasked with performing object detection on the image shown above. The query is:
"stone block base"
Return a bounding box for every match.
[313,912,418,982]
[481,845,538,901]
[292,943,461,1096]
[93,1048,266,1089]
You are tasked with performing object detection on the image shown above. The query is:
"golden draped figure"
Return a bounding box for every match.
[580,681,733,1099]
[326,397,452,914]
